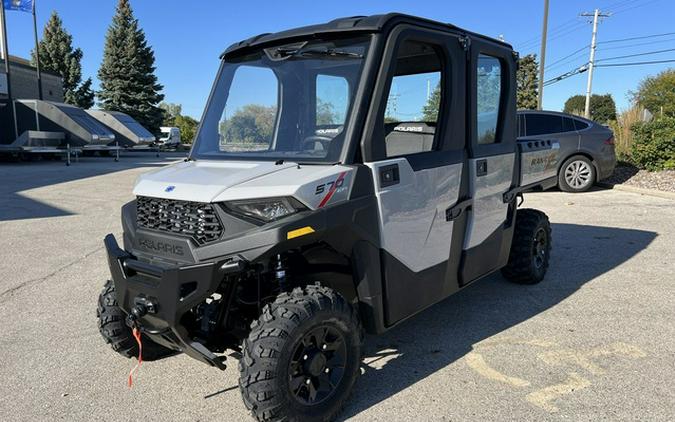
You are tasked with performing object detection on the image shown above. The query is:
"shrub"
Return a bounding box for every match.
[607,105,646,162]
[630,117,675,171]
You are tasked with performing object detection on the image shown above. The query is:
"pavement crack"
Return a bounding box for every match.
[0,246,104,301]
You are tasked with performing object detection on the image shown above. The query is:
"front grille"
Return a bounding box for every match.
[136,196,223,245]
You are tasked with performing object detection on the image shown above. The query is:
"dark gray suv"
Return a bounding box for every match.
[518,110,616,192]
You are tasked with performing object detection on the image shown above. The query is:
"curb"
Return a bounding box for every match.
[597,182,675,200]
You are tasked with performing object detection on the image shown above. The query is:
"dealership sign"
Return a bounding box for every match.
[0,72,7,95]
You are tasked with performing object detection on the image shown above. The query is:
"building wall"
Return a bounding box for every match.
[0,57,64,102]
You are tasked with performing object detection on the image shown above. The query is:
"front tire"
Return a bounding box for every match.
[501,209,552,284]
[559,155,596,192]
[239,285,362,422]
[97,280,174,360]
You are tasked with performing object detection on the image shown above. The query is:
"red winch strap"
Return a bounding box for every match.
[127,327,143,388]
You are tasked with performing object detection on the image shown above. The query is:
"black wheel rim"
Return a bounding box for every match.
[288,325,347,406]
[532,228,547,269]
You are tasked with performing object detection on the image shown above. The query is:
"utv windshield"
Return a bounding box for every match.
[191,36,371,163]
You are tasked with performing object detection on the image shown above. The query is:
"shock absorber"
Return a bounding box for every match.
[273,254,288,291]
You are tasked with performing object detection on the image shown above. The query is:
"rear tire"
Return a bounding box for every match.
[559,155,595,192]
[501,209,552,284]
[97,280,173,360]
[239,284,362,422]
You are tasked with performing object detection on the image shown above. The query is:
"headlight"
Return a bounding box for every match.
[224,197,307,223]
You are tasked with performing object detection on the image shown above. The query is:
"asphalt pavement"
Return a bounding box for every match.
[0,153,673,421]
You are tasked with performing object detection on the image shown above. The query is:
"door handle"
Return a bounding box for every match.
[379,164,400,187]
[476,159,488,177]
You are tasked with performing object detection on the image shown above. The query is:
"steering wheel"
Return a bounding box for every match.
[301,136,332,151]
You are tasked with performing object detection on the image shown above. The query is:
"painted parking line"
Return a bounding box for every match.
[465,338,647,413]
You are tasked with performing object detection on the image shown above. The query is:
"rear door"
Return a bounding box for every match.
[460,40,519,284]
[361,26,468,326]
[522,112,580,160]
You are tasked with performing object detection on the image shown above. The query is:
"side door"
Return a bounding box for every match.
[460,41,519,284]
[361,26,468,326]
[522,112,580,162]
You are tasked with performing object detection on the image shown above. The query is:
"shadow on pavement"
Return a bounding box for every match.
[0,152,185,221]
[340,223,656,419]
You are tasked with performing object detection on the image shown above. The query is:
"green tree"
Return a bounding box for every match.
[221,105,277,144]
[632,69,675,118]
[422,83,441,122]
[316,99,338,125]
[159,102,182,126]
[31,11,92,108]
[174,114,199,144]
[517,54,538,109]
[98,0,164,134]
[563,94,616,122]
[74,78,95,109]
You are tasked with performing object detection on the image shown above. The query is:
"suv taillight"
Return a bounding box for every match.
[604,135,615,145]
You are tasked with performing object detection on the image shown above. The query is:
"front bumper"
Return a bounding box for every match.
[104,234,232,369]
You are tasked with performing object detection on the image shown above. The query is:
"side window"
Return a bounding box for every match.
[518,114,525,137]
[316,75,349,128]
[574,119,590,131]
[562,117,576,132]
[219,66,279,151]
[477,54,502,144]
[383,40,444,158]
[525,113,562,136]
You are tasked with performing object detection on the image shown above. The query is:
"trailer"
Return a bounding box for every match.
[87,109,156,147]
[15,100,116,147]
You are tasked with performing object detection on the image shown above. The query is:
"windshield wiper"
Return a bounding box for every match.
[297,48,363,58]
[274,46,362,59]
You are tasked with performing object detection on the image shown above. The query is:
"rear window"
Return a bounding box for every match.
[574,119,590,131]
[525,113,562,136]
[562,117,576,133]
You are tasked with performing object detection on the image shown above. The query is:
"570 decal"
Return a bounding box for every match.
[315,171,348,208]
[315,177,345,195]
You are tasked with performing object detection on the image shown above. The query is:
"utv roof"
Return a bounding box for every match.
[222,13,511,58]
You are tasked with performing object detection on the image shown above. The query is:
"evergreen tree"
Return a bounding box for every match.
[74,78,95,109]
[98,0,164,133]
[517,54,539,110]
[31,11,91,107]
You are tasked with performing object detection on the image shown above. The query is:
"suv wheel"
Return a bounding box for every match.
[239,284,362,422]
[97,280,174,360]
[501,209,552,284]
[559,155,596,192]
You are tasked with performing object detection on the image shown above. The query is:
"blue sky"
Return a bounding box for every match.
[3,0,675,118]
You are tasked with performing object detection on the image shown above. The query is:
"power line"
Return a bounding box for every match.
[599,31,675,44]
[517,20,588,51]
[545,45,590,70]
[596,47,675,62]
[596,58,675,67]
[611,0,662,15]
[543,64,588,86]
[600,36,675,51]
[515,17,580,48]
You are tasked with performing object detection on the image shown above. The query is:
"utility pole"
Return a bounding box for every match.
[537,0,549,110]
[581,9,610,119]
[32,0,43,100]
[0,2,19,140]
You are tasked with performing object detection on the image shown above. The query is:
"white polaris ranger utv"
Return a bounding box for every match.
[98,13,559,422]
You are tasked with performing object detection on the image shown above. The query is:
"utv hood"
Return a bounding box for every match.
[133,160,297,203]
